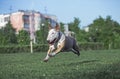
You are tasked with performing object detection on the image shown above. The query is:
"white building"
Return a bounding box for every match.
[83,26,89,32]
[64,24,75,37]
[0,14,10,29]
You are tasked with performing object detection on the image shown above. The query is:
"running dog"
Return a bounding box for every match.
[44,24,80,62]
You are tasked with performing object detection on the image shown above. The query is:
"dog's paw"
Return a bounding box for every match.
[77,53,80,56]
[48,53,56,57]
[43,59,48,62]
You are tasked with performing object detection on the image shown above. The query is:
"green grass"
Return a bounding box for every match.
[0,49,120,79]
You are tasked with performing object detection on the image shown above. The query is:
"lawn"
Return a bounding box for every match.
[0,49,120,79]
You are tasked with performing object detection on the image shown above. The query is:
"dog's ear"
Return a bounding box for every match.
[55,23,60,31]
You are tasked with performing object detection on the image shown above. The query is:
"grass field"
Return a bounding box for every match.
[0,49,120,79]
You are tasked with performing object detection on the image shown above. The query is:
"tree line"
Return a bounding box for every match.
[0,16,120,49]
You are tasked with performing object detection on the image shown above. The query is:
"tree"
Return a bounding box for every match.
[17,30,30,45]
[88,16,120,49]
[67,17,88,42]
[0,21,17,45]
[36,29,44,44]
[59,22,65,32]
[36,20,49,44]
[68,17,80,34]
[0,28,6,45]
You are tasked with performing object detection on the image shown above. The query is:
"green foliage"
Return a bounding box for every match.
[0,28,7,44]
[78,42,104,50]
[59,22,65,32]
[36,30,43,44]
[0,21,17,45]
[0,43,103,53]
[77,30,89,42]
[0,50,120,79]
[88,16,120,49]
[0,44,48,53]
[67,17,88,42]
[68,17,80,34]
[17,30,30,45]
[0,16,120,50]
[36,21,49,44]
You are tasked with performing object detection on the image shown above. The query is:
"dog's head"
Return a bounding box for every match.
[47,29,59,44]
[47,23,60,44]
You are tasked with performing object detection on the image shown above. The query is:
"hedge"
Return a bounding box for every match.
[0,44,48,53]
[78,42,104,51]
[0,42,104,53]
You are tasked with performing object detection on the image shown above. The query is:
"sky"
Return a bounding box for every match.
[0,0,120,28]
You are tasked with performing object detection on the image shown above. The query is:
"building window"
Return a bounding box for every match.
[23,15,30,29]
[48,19,57,28]
[24,23,29,29]
[4,17,10,22]
[23,15,29,24]
[0,18,2,23]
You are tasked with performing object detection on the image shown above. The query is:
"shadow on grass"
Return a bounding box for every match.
[56,59,99,67]
[60,62,120,79]
[68,60,99,66]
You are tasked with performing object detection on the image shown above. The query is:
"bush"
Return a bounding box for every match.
[0,42,104,53]
[78,42,104,51]
[0,44,48,53]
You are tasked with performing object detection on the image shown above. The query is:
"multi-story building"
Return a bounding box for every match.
[0,14,10,29]
[0,10,58,32]
[10,10,41,33]
[42,13,58,28]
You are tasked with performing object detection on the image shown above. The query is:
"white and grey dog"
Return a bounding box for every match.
[44,24,80,62]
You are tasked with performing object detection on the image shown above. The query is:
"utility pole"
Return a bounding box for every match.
[64,24,69,36]
[44,6,47,14]
[30,11,35,53]
[9,6,12,23]
[9,6,12,15]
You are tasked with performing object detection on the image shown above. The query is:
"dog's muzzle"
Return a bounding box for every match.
[47,38,57,44]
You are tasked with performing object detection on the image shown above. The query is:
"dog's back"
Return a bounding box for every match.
[62,36,79,51]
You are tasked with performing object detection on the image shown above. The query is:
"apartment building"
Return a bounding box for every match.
[0,10,58,32]
[10,10,41,32]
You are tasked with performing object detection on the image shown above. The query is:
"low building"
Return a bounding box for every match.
[64,24,75,37]
[83,26,89,32]
[0,14,10,29]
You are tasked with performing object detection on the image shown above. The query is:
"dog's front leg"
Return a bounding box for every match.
[43,47,51,62]
[44,44,55,62]
[49,41,65,57]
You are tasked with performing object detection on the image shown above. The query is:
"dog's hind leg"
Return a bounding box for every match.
[71,48,80,56]
[73,47,80,56]
[75,49,80,56]
[73,41,80,56]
